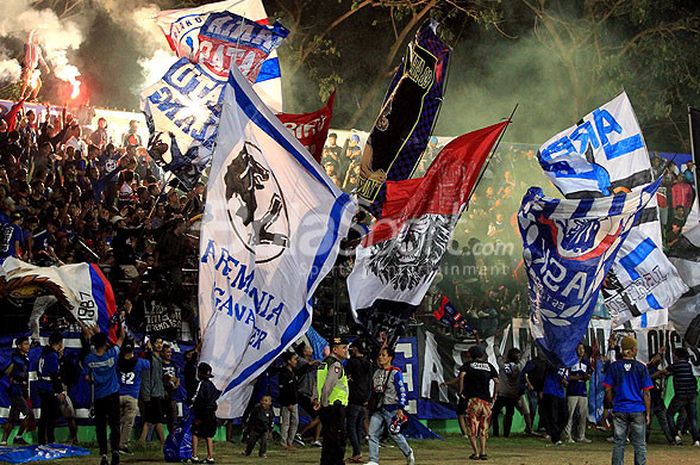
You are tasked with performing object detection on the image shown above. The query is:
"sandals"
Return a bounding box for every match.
[469,454,480,460]
[479,454,489,460]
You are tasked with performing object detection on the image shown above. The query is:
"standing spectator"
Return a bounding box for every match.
[664,348,699,446]
[671,174,694,216]
[190,363,220,464]
[121,120,142,148]
[317,337,350,465]
[603,337,652,465]
[183,343,201,402]
[459,345,498,461]
[278,351,300,450]
[139,337,166,445]
[117,339,150,454]
[84,326,125,465]
[1,336,34,445]
[0,212,24,259]
[521,351,547,433]
[646,348,675,445]
[565,343,592,443]
[366,347,415,465]
[540,363,569,445]
[346,339,372,463]
[492,348,529,438]
[294,342,322,447]
[161,344,181,434]
[36,332,64,445]
[90,117,109,151]
[243,394,274,458]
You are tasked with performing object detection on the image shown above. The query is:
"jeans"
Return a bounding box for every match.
[648,398,674,444]
[492,396,517,437]
[666,394,699,442]
[280,404,299,447]
[564,395,588,441]
[95,393,120,456]
[119,396,138,449]
[612,411,646,465]
[368,409,412,463]
[347,404,366,457]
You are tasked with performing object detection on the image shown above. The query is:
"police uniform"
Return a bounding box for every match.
[316,338,349,465]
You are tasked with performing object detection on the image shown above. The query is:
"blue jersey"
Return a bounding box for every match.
[84,346,120,399]
[603,359,652,413]
[119,357,150,399]
[543,366,568,398]
[567,360,590,397]
[37,348,61,394]
[6,351,29,398]
[0,223,22,258]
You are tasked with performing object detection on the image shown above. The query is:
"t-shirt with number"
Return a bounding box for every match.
[461,361,498,402]
[0,223,22,258]
[118,357,150,399]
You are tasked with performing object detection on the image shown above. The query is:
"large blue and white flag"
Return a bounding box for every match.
[537,92,687,328]
[518,179,660,367]
[198,68,356,418]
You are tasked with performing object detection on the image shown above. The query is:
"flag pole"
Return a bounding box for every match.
[467,103,518,202]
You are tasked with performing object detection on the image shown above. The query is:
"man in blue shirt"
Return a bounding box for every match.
[541,363,568,445]
[117,340,149,454]
[565,343,591,443]
[603,336,652,465]
[0,212,24,259]
[37,332,64,444]
[1,336,35,445]
[84,324,125,465]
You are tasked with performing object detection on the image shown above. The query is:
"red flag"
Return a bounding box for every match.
[363,121,509,247]
[277,91,335,162]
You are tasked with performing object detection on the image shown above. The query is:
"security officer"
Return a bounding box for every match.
[315,336,349,465]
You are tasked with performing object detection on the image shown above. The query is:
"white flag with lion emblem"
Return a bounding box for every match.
[198,67,355,418]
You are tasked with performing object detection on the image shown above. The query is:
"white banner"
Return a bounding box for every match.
[198,68,356,418]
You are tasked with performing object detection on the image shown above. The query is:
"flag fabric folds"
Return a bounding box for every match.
[348,121,507,344]
[433,295,473,333]
[198,68,355,418]
[277,91,336,163]
[518,179,660,367]
[356,19,450,215]
[537,92,686,328]
[0,258,117,341]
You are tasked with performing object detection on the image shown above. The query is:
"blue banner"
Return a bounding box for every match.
[0,444,90,464]
[518,179,660,367]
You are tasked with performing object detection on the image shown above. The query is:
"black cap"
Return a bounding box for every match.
[331,336,349,347]
[123,340,135,352]
[469,344,486,360]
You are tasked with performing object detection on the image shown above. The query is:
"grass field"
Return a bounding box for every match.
[36,430,700,465]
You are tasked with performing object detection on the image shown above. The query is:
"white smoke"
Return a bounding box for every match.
[0,54,21,82]
[0,0,83,96]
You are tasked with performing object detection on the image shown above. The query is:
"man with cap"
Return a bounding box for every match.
[316,336,350,465]
[603,336,653,465]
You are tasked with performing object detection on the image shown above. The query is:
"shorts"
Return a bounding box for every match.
[192,416,218,438]
[298,395,319,419]
[144,398,164,424]
[9,395,31,423]
[59,394,76,418]
[456,397,468,416]
[466,398,492,438]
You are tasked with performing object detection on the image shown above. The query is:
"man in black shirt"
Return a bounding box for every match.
[646,349,674,444]
[664,348,699,445]
[278,352,299,449]
[459,345,499,460]
[346,339,372,463]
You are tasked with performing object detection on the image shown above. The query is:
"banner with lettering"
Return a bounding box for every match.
[198,68,355,418]
[156,0,284,111]
[537,93,687,328]
[277,91,335,163]
[356,19,450,215]
[518,179,660,367]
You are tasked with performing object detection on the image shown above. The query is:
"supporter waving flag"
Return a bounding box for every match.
[536,92,687,328]
[518,179,660,367]
[198,67,355,418]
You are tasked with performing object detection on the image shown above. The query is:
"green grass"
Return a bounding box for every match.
[32,429,700,465]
